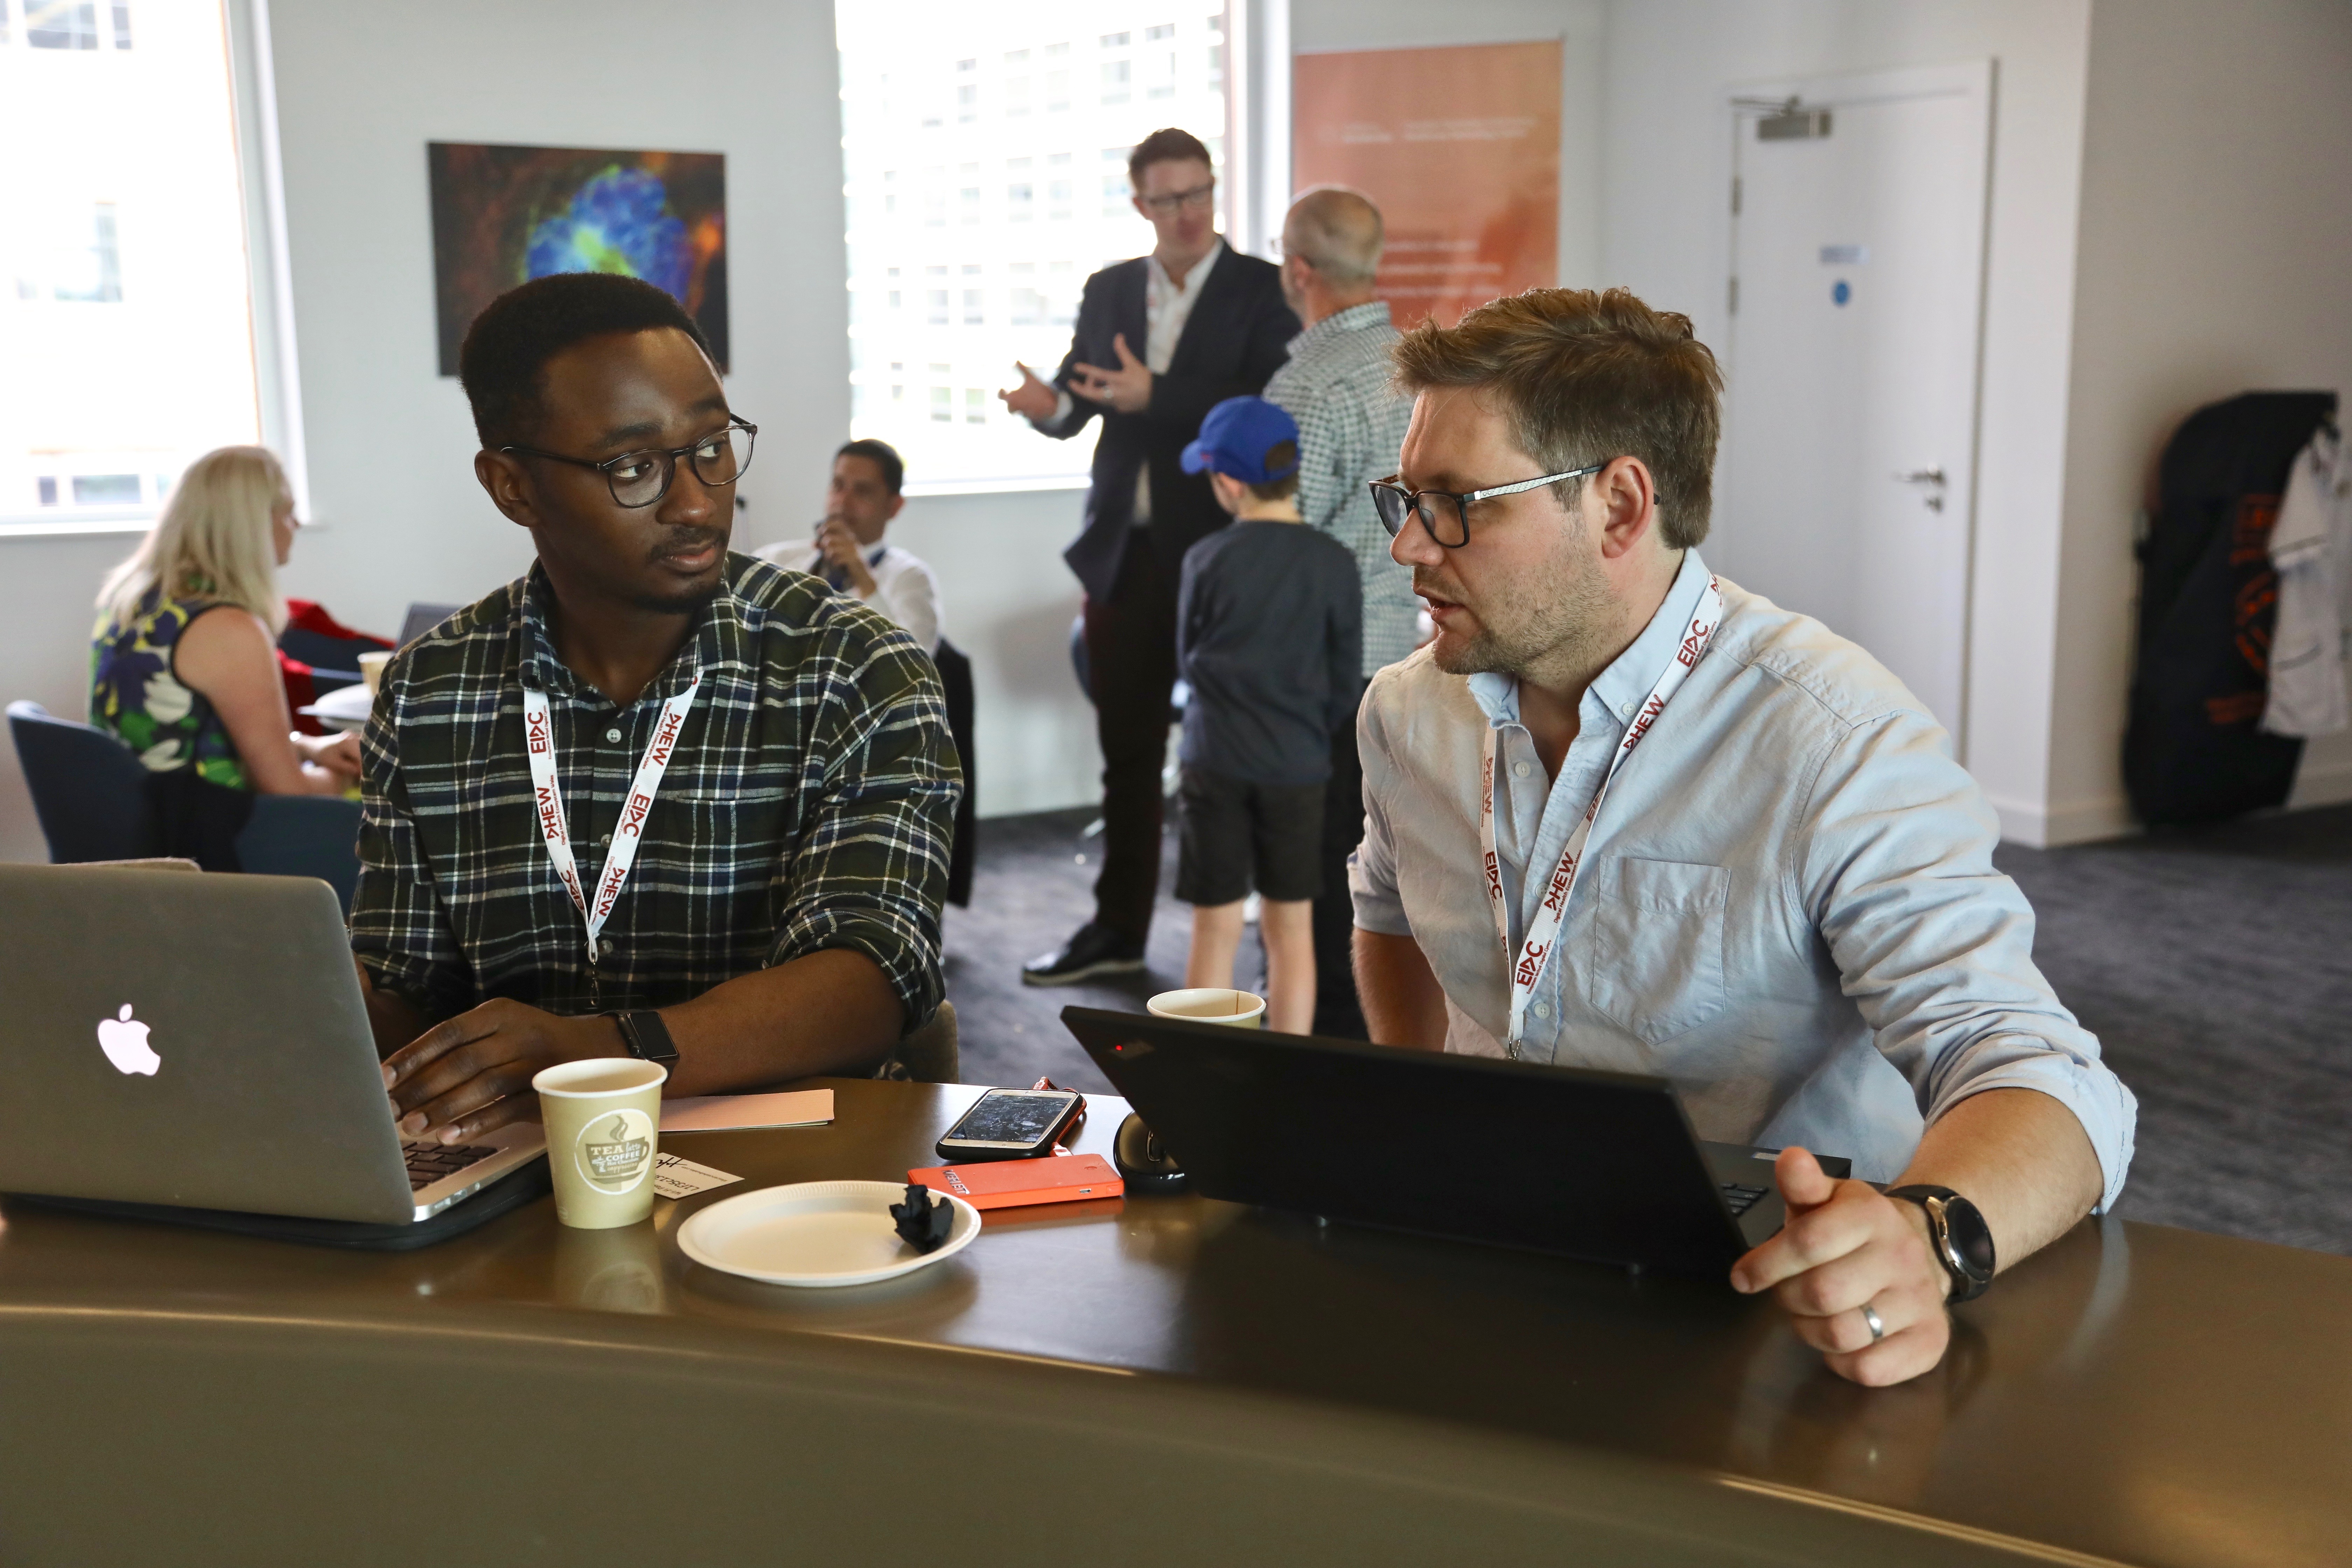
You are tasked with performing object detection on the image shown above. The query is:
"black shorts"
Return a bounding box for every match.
[1174,764,1324,905]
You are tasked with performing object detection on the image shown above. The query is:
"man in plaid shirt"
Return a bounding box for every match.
[354,274,957,1146]
[1264,187,1418,1037]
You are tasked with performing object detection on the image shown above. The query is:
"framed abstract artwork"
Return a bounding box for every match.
[427,142,729,374]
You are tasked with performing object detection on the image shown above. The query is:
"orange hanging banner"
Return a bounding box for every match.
[1292,41,1563,330]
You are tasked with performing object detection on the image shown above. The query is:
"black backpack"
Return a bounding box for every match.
[2123,390,2338,826]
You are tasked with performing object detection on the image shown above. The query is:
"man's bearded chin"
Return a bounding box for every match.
[632,579,727,614]
[1422,545,1621,684]
[1430,612,1507,677]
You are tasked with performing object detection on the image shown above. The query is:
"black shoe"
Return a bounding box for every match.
[1022,922,1146,986]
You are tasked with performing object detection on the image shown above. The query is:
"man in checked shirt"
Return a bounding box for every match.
[353,273,959,1145]
[1264,187,1419,1038]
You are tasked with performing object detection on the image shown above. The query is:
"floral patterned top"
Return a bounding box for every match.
[90,587,251,791]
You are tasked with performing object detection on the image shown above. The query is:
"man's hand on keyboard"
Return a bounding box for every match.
[382,1000,629,1143]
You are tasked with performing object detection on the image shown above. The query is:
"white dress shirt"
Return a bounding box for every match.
[1033,239,1226,524]
[1350,551,2137,1202]
[754,538,942,655]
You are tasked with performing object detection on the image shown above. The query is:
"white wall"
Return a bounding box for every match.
[890,488,1099,816]
[15,0,2345,858]
[262,0,846,632]
[1598,0,2097,844]
[0,0,1106,859]
[2048,0,2352,841]
[1290,0,1607,290]
[258,0,1127,822]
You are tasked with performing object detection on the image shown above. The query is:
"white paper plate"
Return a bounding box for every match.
[298,682,376,733]
[676,1180,981,1288]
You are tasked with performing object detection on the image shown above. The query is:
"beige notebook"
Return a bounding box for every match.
[658,1088,835,1134]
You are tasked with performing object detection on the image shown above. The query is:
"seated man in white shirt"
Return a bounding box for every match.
[1350,287,2136,1387]
[757,438,941,653]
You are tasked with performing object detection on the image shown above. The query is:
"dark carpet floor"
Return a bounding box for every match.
[1993,805,2352,1256]
[942,803,2352,1256]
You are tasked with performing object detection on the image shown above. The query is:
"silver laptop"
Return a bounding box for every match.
[0,863,544,1224]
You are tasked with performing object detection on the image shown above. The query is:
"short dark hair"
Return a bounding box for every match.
[835,438,905,496]
[1390,287,1723,549]
[458,273,711,448]
[1245,439,1300,503]
[1127,127,1213,188]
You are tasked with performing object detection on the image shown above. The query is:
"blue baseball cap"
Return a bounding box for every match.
[1181,396,1302,484]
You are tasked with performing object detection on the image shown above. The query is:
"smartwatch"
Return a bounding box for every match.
[1885,1185,1996,1303]
[607,1009,680,1068]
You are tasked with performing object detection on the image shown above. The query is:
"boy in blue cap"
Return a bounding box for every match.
[1174,396,1363,1032]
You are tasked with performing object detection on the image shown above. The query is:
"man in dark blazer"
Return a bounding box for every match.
[1002,127,1299,985]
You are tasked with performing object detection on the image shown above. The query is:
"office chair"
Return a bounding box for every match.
[8,701,364,916]
[933,638,978,908]
[8,700,158,863]
[876,1001,960,1084]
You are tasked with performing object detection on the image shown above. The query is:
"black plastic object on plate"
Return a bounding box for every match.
[888,1182,954,1253]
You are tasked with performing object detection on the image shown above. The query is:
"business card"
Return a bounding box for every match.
[653,1153,744,1200]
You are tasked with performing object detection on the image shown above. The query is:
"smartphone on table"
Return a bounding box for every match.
[936,1086,1085,1162]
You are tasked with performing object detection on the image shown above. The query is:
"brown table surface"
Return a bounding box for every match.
[1,1077,2345,1567]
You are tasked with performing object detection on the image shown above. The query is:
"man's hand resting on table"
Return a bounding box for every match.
[1731,1147,1951,1387]
[382,999,627,1144]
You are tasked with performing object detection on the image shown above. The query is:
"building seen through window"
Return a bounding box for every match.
[836,0,1230,490]
[1,0,262,526]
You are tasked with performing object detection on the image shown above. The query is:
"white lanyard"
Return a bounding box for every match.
[1480,578,1722,1049]
[522,676,700,964]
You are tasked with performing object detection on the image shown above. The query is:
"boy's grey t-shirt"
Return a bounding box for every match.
[1176,519,1364,786]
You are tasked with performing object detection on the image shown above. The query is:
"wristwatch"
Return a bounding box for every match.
[607,1009,680,1068]
[1885,1185,1996,1303]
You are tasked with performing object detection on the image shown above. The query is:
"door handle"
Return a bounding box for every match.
[1894,468,1948,486]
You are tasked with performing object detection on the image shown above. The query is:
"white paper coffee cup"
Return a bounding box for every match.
[1146,988,1267,1028]
[358,650,393,694]
[533,1057,667,1229]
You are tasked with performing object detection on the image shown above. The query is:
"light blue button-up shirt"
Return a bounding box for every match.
[1351,551,2137,1203]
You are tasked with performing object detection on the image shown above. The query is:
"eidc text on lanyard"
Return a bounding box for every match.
[523,676,700,1001]
[1480,577,1722,1054]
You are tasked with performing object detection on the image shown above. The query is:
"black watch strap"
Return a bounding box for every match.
[608,1009,680,1067]
[1886,1184,1996,1303]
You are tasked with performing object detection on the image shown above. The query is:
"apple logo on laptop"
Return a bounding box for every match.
[97,1003,161,1076]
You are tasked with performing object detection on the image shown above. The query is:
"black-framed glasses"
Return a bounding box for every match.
[499,415,758,509]
[1139,180,1216,216]
[1368,464,1606,548]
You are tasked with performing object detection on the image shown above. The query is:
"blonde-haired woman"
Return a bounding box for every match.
[90,447,359,854]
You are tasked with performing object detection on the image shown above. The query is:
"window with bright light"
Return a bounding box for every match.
[836,0,1230,491]
[0,0,264,527]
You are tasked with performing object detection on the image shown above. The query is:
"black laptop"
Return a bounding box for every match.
[1061,1006,1848,1278]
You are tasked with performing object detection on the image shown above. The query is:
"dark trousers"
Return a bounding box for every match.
[1082,536,1179,944]
[1311,705,1369,1039]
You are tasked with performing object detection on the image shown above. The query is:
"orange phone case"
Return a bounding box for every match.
[908,1153,1125,1210]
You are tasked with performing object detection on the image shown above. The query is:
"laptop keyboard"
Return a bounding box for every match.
[1720,1182,1770,1216]
[403,1141,499,1192]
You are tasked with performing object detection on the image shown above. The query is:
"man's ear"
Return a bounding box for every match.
[1206,469,1241,515]
[1590,456,1660,561]
[473,450,539,530]
[883,491,907,526]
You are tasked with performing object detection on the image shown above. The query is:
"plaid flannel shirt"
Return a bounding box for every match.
[349,553,957,1034]
[1263,301,1421,679]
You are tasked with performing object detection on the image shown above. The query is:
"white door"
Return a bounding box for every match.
[1712,62,1992,746]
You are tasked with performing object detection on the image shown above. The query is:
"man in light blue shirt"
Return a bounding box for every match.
[1350,287,2135,1387]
